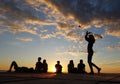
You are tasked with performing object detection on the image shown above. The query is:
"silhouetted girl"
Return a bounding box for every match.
[42,59,48,73]
[68,60,74,73]
[85,31,101,74]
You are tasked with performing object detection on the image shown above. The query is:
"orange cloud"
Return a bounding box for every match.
[106,27,120,37]
[16,37,33,42]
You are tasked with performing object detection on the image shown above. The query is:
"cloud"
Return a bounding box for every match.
[0,0,52,35]
[57,50,87,56]
[67,50,87,55]
[6,21,37,35]
[107,46,120,50]
[106,27,120,37]
[39,33,56,39]
[102,60,120,66]
[16,37,33,42]
[0,0,120,44]
[40,29,48,33]
[94,34,104,39]
[107,42,120,50]
[0,0,43,22]
[66,30,80,41]
[0,0,119,58]
[0,28,7,34]
[43,0,120,37]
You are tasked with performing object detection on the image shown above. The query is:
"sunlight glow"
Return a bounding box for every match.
[53,67,56,72]
[49,66,56,72]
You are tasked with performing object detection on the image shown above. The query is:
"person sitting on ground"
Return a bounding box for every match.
[42,59,48,73]
[55,61,62,73]
[35,57,43,73]
[77,59,86,74]
[68,60,74,73]
[8,61,34,73]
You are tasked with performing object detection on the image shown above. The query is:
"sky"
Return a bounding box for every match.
[0,0,120,73]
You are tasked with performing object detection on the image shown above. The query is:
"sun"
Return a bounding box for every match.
[48,66,56,72]
[52,66,56,72]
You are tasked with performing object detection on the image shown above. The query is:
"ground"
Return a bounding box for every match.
[0,72,120,84]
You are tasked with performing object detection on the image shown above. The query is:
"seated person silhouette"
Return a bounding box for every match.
[35,57,43,73]
[55,61,62,73]
[42,59,48,73]
[8,61,34,73]
[68,60,74,73]
[77,59,86,74]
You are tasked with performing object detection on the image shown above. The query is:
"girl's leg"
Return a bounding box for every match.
[88,53,94,74]
[8,61,18,72]
[91,63,101,73]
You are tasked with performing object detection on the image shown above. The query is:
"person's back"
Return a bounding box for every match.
[77,59,85,73]
[68,60,74,73]
[42,59,48,73]
[35,62,42,72]
[35,57,43,73]
[55,61,62,73]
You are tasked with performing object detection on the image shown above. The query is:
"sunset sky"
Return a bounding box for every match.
[0,0,120,73]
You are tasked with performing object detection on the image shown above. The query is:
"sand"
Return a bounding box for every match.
[0,72,120,84]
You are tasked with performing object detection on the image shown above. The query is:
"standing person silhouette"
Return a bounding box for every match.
[85,31,101,75]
